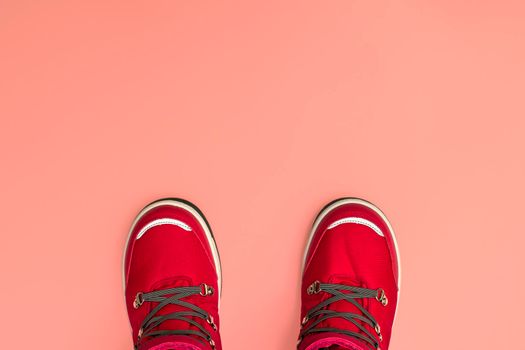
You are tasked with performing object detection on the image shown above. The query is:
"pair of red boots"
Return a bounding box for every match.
[124,198,400,350]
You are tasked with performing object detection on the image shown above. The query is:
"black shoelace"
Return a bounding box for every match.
[133,284,217,349]
[299,281,388,350]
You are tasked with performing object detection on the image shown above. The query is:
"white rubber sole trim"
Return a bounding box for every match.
[122,199,222,299]
[136,218,192,239]
[302,198,401,322]
[327,217,384,237]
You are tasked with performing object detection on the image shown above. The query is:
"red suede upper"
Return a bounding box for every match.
[124,203,221,350]
[299,202,399,350]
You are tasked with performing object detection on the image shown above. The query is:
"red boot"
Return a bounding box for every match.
[123,198,222,350]
[298,198,400,350]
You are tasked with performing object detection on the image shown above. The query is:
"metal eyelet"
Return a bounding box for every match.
[297,336,303,346]
[301,316,309,326]
[375,288,388,306]
[209,339,216,349]
[200,283,214,296]
[137,327,144,339]
[374,324,383,342]
[207,315,217,331]
[374,323,381,334]
[307,281,321,295]
[133,292,144,309]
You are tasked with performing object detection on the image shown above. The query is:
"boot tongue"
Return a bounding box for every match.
[144,277,209,342]
[321,277,371,336]
[302,278,373,350]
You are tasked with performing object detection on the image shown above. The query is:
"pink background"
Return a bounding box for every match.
[1,1,524,349]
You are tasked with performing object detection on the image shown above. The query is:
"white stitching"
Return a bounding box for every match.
[136,218,192,240]
[327,217,384,237]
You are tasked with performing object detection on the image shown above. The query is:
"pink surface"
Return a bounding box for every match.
[1,1,524,350]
